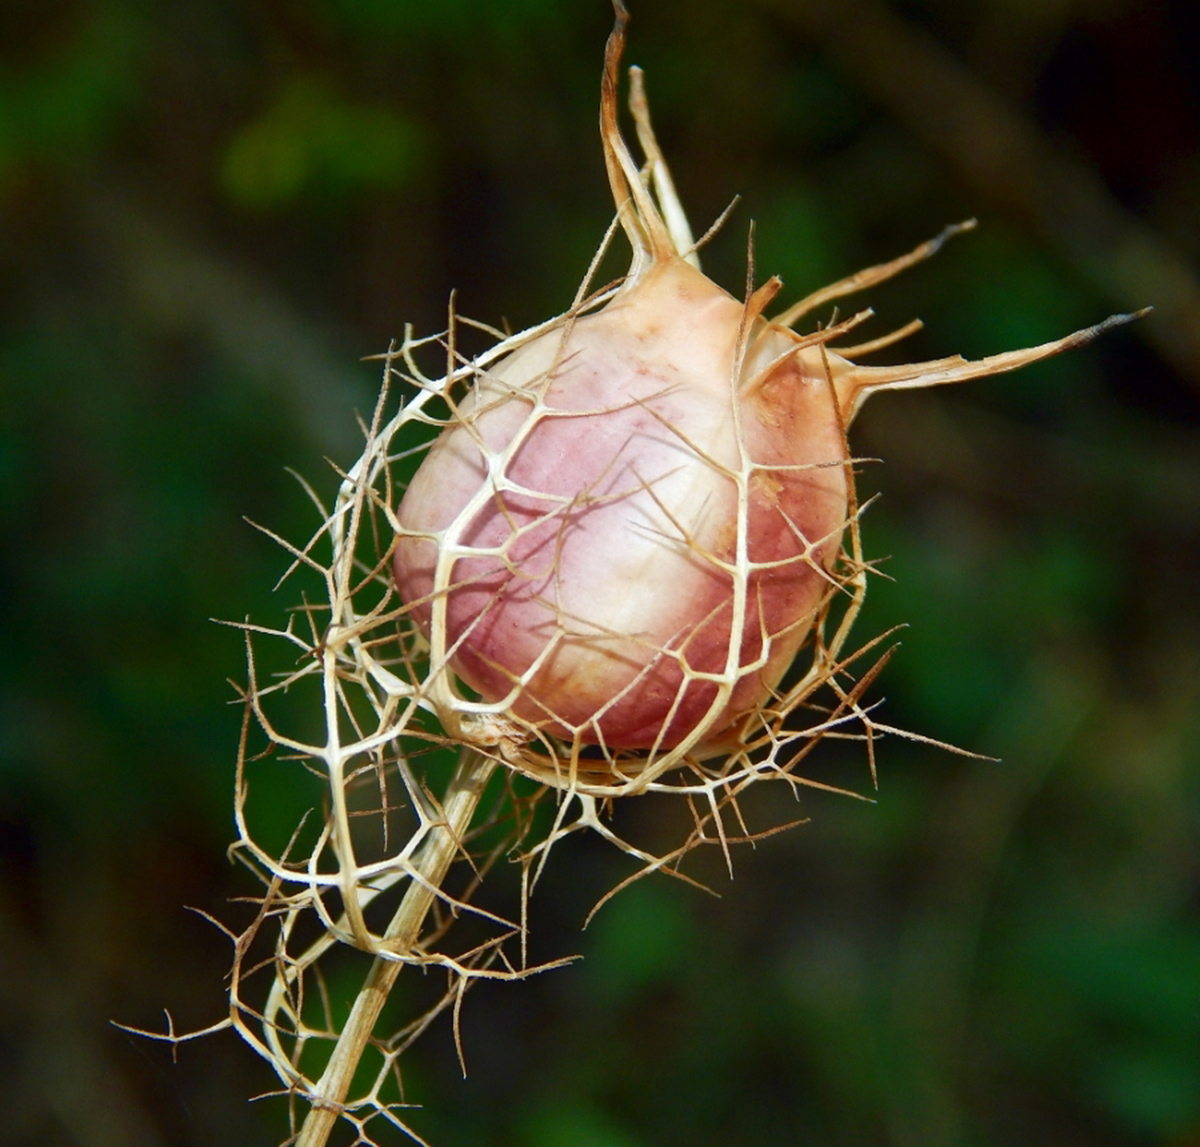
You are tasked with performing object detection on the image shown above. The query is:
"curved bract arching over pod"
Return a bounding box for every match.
[393,0,1143,782]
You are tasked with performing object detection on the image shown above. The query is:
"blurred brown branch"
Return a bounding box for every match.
[76,181,372,459]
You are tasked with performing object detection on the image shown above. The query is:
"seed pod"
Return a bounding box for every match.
[394,2,1141,785]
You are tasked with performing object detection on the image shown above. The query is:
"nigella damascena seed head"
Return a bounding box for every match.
[397,254,849,757]
[393,1,1141,787]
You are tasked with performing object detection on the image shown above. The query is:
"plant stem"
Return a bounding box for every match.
[295,746,497,1147]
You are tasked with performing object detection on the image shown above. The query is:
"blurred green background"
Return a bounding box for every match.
[2,0,1198,1144]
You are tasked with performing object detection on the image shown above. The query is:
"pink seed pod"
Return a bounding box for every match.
[393,2,1139,788]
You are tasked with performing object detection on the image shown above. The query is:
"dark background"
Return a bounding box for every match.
[2,0,1198,1144]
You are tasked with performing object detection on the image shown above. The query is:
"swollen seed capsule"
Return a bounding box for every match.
[395,256,849,753]
[393,2,1142,777]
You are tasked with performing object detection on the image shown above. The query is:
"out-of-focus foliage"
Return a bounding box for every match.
[0,1,143,184]
[1,0,1198,1144]
[219,77,420,210]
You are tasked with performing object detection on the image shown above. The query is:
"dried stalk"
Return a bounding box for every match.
[295,746,496,1147]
